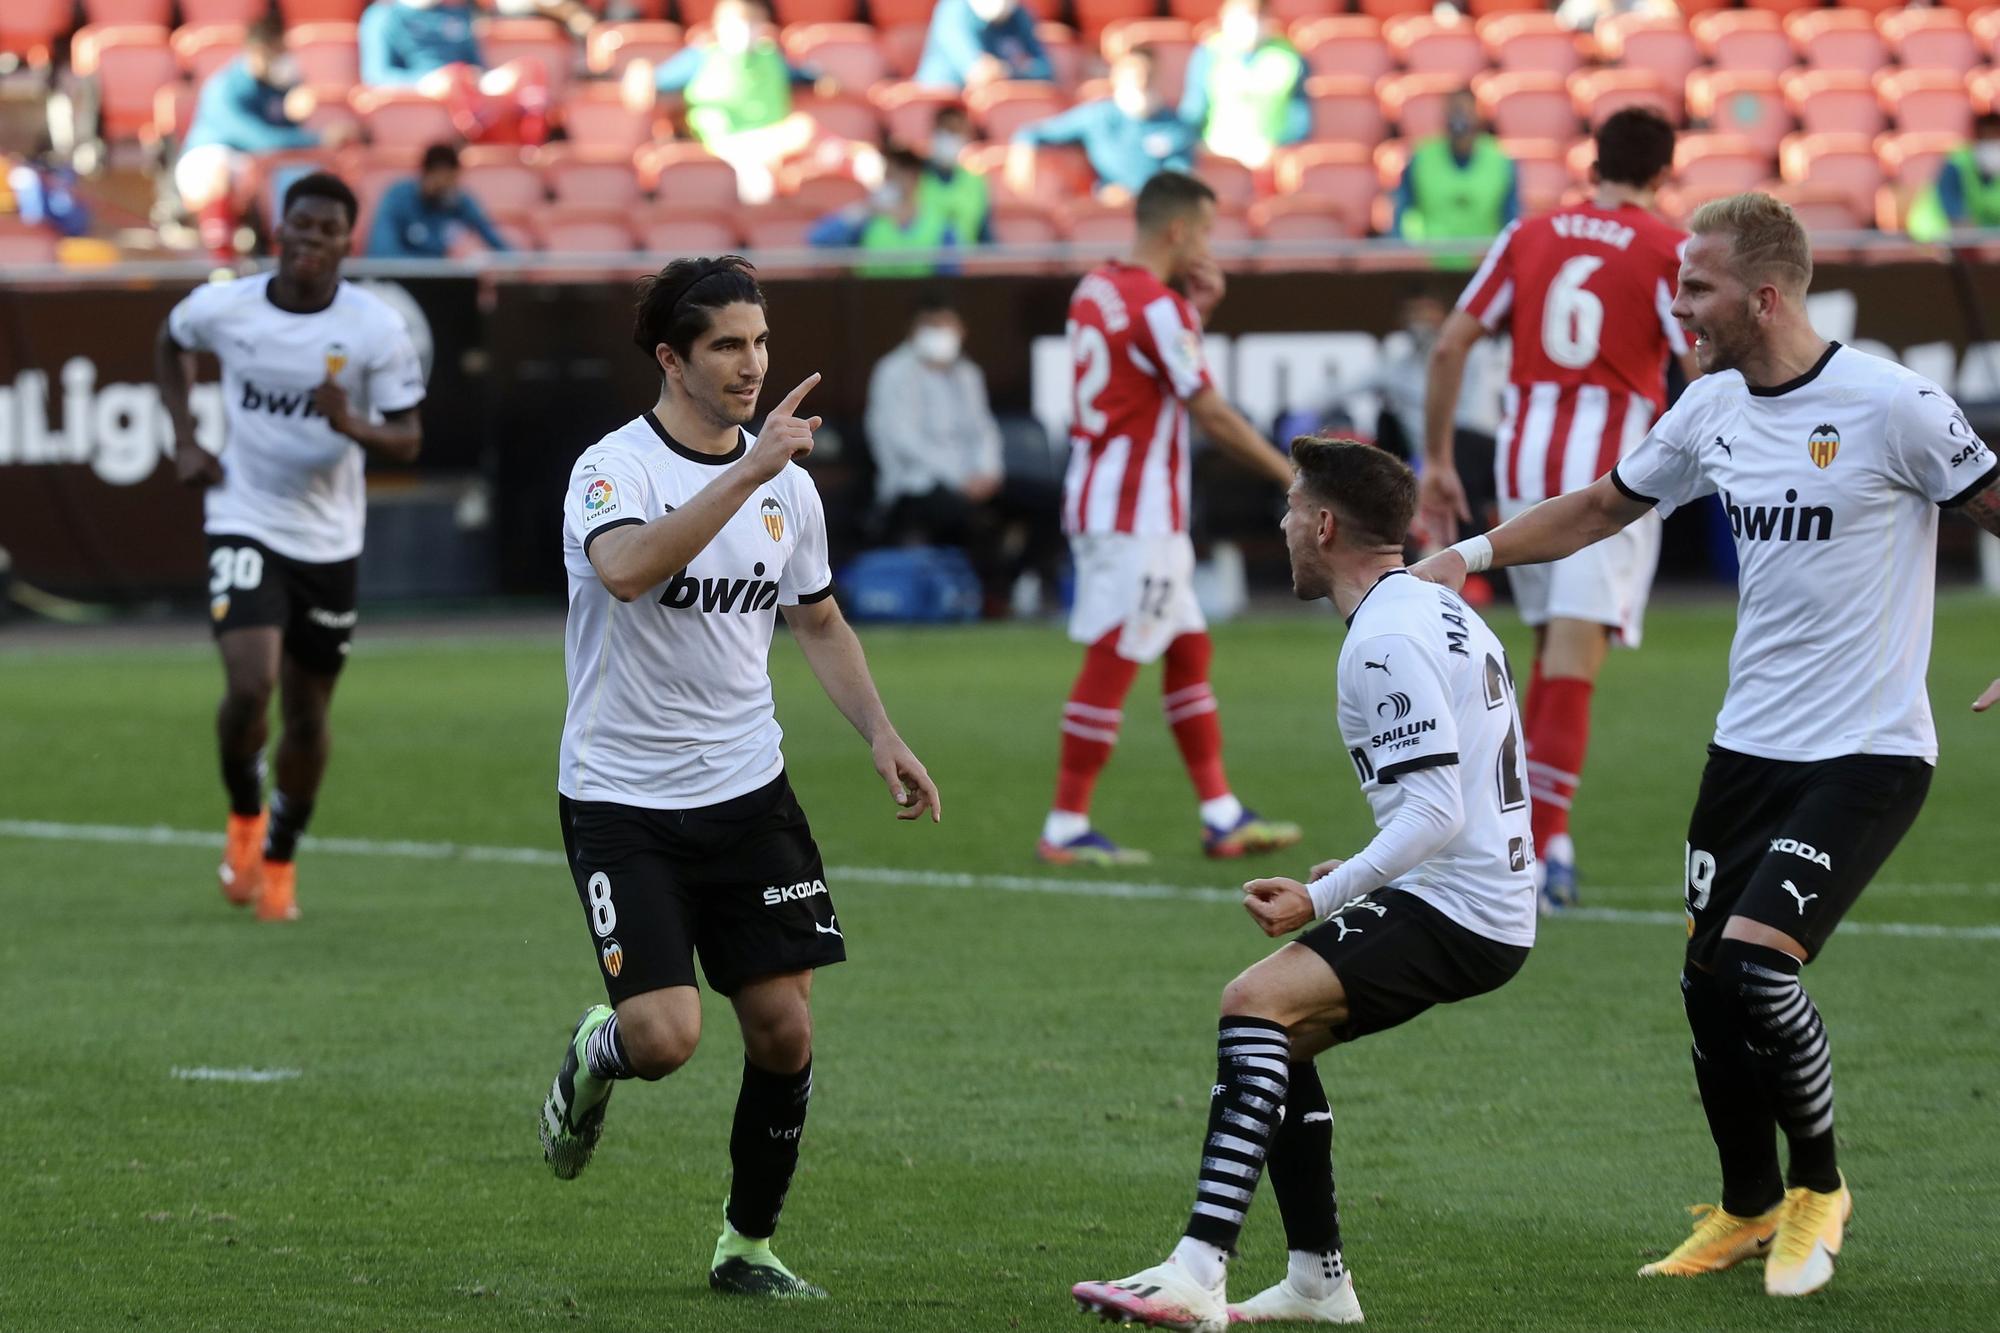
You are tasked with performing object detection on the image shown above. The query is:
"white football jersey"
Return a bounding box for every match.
[1337,571,1538,948]
[167,273,426,563]
[558,414,833,810]
[1612,342,1996,764]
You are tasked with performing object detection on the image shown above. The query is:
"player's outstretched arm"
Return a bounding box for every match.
[1418,309,1484,540]
[1409,472,1654,591]
[590,375,821,602]
[155,320,222,488]
[1188,387,1293,488]
[780,596,942,823]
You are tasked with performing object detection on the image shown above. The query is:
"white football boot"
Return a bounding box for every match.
[1072,1258,1228,1333]
[1228,1272,1364,1324]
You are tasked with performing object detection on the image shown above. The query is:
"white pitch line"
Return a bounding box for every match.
[171,1066,300,1083]
[4,818,1999,941]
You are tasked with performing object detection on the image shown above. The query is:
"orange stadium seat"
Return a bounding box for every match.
[1742,0,1820,15]
[1572,68,1678,128]
[350,87,458,148]
[1169,0,1226,20]
[879,23,928,80]
[990,200,1067,244]
[785,22,890,89]
[279,0,366,22]
[868,0,938,27]
[1294,17,1393,83]
[181,0,269,21]
[173,24,246,82]
[1674,132,1770,195]
[1072,0,1159,42]
[1016,143,1097,202]
[560,84,654,153]
[635,142,740,205]
[1378,71,1463,139]
[1467,0,1546,15]
[1676,0,1737,14]
[1475,71,1576,141]
[1783,68,1884,137]
[1827,0,1904,13]
[299,82,360,140]
[586,22,684,76]
[680,0,723,29]
[1879,9,1982,75]
[1249,194,1365,247]
[0,0,72,68]
[83,0,170,23]
[740,210,817,252]
[796,89,882,141]
[1765,181,1869,231]
[536,208,640,253]
[1304,75,1386,145]
[1691,10,1795,76]
[1787,9,1889,70]
[477,17,575,100]
[873,83,965,147]
[1266,0,1338,20]
[289,23,361,87]
[1878,69,1977,137]
[1595,15,1700,95]
[782,169,868,212]
[639,210,742,255]
[542,146,645,209]
[1478,13,1583,77]
[1877,129,1964,193]
[1502,138,1567,212]
[1780,133,1883,215]
[1358,0,1434,21]
[1018,0,1064,21]
[967,80,1068,143]
[72,26,179,141]
[1383,14,1487,81]
[457,147,548,215]
[1066,197,1139,248]
[773,0,861,23]
[1193,153,1255,209]
[1687,69,1792,154]
[1273,142,1376,221]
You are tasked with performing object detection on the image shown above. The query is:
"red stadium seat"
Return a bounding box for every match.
[279,0,367,22]
[784,22,889,90]
[1674,131,1770,195]
[740,210,817,251]
[72,26,180,141]
[83,0,170,23]
[1742,0,1821,15]
[1879,9,1982,75]
[1686,69,1792,155]
[457,146,547,215]
[1358,0,1434,20]
[1467,0,1546,15]
[1036,22,1085,93]
[0,220,61,265]
[1475,71,1576,141]
[782,169,868,212]
[535,208,640,253]
[542,146,644,209]
[990,200,1067,244]
[1013,143,1097,202]
[1382,14,1486,81]
[1274,142,1376,229]
[879,23,928,80]
[1691,10,1795,75]
[1571,68,1678,128]
[289,23,361,88]
[0,0,72,68]
[1293,17,1392,83]
[1877,69,1976,138]
[1876,129,1964,192]
[349,88,458,149]
[586,22,684,76]
[1193,152,1255,209]
[1072,0,1159,43]
[1066,197,1139,248]
[298,82,360,140]
[873,83,966,148]
[173,24,245,82]
[1501,138,1567,212]
[636,141,740,206]
[559,84,653,153]
[1596,15,1700,96]
[1249,194,1366,249]
[796,89,882,142]
[638,210,743,255]
[1267,0,1337,21]
[1169,0,1226,20]
[1782,68,1884,138]
[1779,132,1883,215]
[1304,75,1386,146]
[1787,10,1889,70]
[967,80,1068,144]
[476,17,575,101]
[773,0,860,23]
[343,149,410,251]
[869,0,936,27]
[155,78,197,144]
[1477,12,1583,77]
[1765,181,1870,232]
[180,0,270,22]
[1377,71,1463,139]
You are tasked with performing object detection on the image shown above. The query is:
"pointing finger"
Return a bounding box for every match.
[773,372,821,418]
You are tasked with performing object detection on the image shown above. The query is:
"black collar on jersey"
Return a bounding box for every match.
[1344,567,1411,627]
[646,411,744,465]
[263,275,340,316]
[1748,341,1840,398]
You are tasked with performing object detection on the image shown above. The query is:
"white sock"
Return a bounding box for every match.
[1287,1249,1346,1299]
[1545,832,1574,865]
[1042,809,1089,844]
[1171,1235,1228,1289]
[1199,794,1244,829]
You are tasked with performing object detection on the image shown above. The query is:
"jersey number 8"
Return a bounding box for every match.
[586,871,617,937]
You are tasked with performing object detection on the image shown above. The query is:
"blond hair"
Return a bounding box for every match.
[1688,192,1813,294]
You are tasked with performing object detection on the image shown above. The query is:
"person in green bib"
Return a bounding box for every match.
[1393,88,1519,268]
[1178,0,1309,170]
[808,149,961,277]
[621,0,835,204]
[1907,112,2000,242]
[919,105,993,245]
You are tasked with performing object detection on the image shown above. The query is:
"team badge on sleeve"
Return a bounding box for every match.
[1807,423,1840,470]
[583,477,618,517]
[761,496,784,541]
[599,937,624,978]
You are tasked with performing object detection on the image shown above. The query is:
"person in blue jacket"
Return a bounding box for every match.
[1009,47,1197,200]
[174,14,322,259]
[358,0,550,144]
[915,0,1052,91]
[367,143,512,258]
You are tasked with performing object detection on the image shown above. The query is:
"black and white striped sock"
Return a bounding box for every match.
[583,1013,633,1081]
[1721,942,1838,1193]
[1183,1017,1291,1254]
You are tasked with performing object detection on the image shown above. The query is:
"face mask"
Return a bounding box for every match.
[716,20,755,53]
[1221,12,1260,49]
[1976,142,2000,177]
[968,0,1010,21]
[931,131,966,167]
[1114,86,1153,120]
[1446,110,1476,138]
[871,183,904,211]
[913,325,961,364]
[265,54,302,88]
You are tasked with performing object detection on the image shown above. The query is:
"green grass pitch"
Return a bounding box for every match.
[2,595,1996,1332]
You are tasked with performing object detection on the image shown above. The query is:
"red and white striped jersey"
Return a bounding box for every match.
[1060,260,1212,535]
[1456,203,1688,504]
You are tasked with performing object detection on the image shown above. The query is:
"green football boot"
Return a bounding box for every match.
[539,1004,616,1180]
[709,1220,828,1299]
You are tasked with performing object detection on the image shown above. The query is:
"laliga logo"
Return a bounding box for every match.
[583,477,616,514]
[0,358,224,485]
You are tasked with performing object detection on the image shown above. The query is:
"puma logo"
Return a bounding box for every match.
[1364,654,1391,674]
[1781,879,1818,915]
[1332,917,1362,942]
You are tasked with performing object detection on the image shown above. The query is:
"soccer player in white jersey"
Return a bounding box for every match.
[156,172,426,922]
[1072,439,1536,1331]
[1416,192,2000,1298]
[536,256,940,1301]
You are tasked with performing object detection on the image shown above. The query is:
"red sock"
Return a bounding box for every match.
[1163,632,1229,802]
[1054,633,1140,815]
[1525,675,1593,847]
[197,197,238,260]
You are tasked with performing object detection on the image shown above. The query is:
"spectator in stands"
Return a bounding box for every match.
[1178,0,1308,170]
[866,294,1062,617]
[622,0,845,205]
[1008,47,1197,201]
[921,105,993,245]
[7,142,90,239]
[809,148,956,277]
[366,142,511,258]
[1908,111,2000,242]
[175,14,321,260]
[1392,87,1519,263]
[359,0,552,145]
[914,0,1052,92]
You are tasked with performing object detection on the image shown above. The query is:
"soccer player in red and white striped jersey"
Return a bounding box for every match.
[1039,171,1302,866]
[1421,108,1698,910]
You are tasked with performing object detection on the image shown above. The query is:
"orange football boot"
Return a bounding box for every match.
[256,860,300,922]
[219,811,267,906]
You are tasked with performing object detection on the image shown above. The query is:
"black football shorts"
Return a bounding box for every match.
[1297,889,1530,1042]
[205,533,358,676]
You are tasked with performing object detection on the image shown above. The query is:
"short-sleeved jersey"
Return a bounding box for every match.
[167,274,426,563]
[1456,204,1688,505]
[558,414,834,810]
[1612,342,1997,764]
[1061,260,1212,536]
[1337,571,1538,948]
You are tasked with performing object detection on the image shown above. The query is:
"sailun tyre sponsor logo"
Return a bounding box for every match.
[1376,691,1413,720]
[1371,718,1438,751]
[1807,423,1841,470]
[763,878,829,907]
